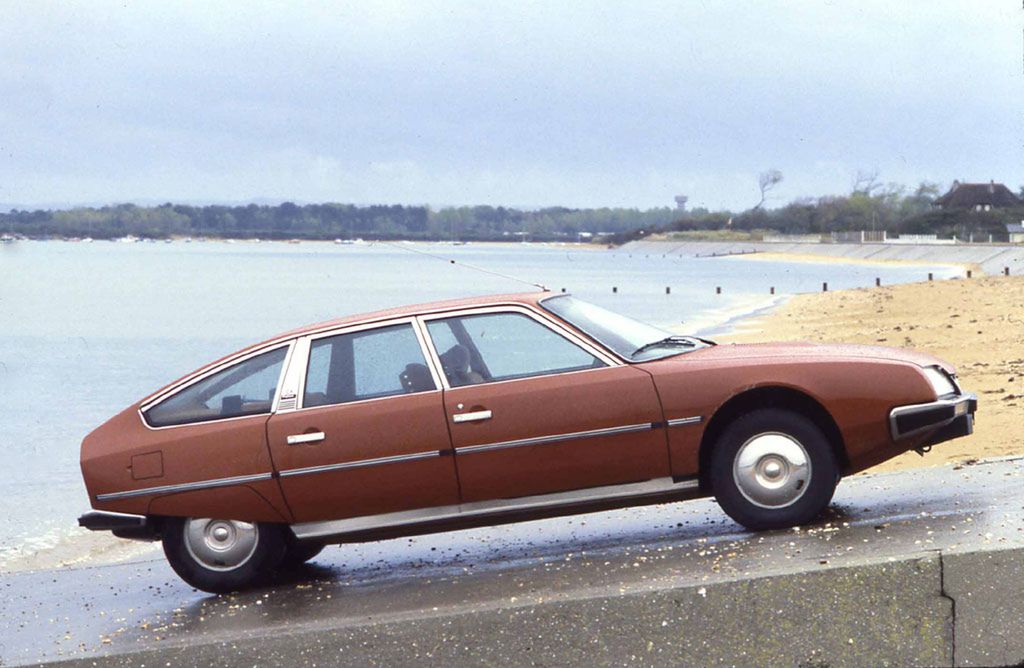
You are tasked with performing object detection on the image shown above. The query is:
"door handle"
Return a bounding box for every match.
[287,431,326,445]
[453,410,492,423]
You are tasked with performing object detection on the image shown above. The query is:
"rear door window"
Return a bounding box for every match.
[303,323,436,408]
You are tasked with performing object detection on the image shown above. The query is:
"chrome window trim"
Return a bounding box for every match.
[456,422,657,455]
[95,472,274,502]
[284,388,444,416]
[278,449,441,479]
[416,304,620,391]
[294,317,442,411]
[138,341,295,431]
[291,476,700,541]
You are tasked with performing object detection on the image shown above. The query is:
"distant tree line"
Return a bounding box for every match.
[0,202,679,242]
[610,180,1024,245]
[4,179,1021,244]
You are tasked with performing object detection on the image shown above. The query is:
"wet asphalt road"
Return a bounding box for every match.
[2,456,1022,666]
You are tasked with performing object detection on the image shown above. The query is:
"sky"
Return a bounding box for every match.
[0,1,1020,211]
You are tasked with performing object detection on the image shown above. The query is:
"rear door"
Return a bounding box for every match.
[421,307,669,503]
[266,319,461,523]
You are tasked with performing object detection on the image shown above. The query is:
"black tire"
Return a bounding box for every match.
[710,408,839,530]
[281,539,327,568]
[162,517,287,594]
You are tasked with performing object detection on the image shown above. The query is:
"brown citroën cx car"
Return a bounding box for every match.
[79,293,977,592]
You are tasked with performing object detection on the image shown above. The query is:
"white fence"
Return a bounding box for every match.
[885,234,956,245]
[762,234,823,243]
[831,230,888,243]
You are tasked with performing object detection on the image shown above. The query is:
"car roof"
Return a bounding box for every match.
[140,291,555,405]
[274,291,552,340]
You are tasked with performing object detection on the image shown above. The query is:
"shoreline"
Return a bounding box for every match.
[727,249,976,274]
[619,239,1024,278]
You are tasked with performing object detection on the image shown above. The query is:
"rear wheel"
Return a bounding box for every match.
[281,538,327,568]
[162,517,286,593]
[710,408,839,530]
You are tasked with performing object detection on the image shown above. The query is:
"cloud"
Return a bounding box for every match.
[0,1,1019,209]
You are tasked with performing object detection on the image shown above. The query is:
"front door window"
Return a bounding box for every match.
[426,312,604,387]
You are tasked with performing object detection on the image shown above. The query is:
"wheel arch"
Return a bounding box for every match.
[697,385,848,491]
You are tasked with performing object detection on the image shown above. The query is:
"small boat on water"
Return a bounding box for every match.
[0,234,15,244]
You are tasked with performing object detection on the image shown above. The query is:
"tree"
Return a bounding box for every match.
[851,169,882,195]
[755,169,783,209]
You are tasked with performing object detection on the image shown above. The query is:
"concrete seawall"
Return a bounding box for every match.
[46,549,1024,667]
[620,240,1024,276]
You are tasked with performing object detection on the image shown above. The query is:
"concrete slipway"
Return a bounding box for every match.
[2,456,1022,667]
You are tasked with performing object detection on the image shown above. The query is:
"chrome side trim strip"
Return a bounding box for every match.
[278,450,441,479]
[292,476,700,540]
[96,472,274,501]
[456,422,655,455]
[667,416,703,427]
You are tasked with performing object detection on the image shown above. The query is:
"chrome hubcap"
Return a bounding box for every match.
[733,432,811,509]
[183,518,259,571]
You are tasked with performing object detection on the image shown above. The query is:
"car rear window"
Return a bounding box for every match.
[144,347,288,427]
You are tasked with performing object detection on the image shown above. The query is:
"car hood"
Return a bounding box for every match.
[663,341,953,373]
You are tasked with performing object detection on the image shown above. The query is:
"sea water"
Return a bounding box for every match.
[0,240,960,568]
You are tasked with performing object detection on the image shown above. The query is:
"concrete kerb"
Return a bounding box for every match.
[942,546,1024,667]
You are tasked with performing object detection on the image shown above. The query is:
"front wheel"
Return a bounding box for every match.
[162,517,286,593]
[710,408,839,530]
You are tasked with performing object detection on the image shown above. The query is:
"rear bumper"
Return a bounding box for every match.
[889,393,978,445]
[78,511,159,541]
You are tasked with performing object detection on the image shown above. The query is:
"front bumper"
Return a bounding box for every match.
[889,393,978,446]
[78,510,159,541]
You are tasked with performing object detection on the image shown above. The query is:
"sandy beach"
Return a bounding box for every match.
[722,274,1024,473]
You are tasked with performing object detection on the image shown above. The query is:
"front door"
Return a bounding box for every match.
[266,321,461,523]
[423,308,669,503]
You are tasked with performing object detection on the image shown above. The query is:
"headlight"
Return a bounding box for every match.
[923,367,957,398]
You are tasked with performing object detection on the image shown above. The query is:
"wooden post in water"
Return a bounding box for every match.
[822,282,828,292]
[875,277,881,287]
[716,286,722,295]
[1005,267,1011,276]
[966,270,972,278]
[612,286,618,293]
[928,273,933,281]
[770,286,775,295]
[665,286,671,295]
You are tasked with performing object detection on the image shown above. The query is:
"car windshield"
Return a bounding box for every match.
[540,295,710,361]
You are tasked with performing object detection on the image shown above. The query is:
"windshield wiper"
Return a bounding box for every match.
[632,336,699,357]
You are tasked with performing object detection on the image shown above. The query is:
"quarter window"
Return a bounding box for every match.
[304,323,436,408]
[144,347,288,427]
[427,312,604,387]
